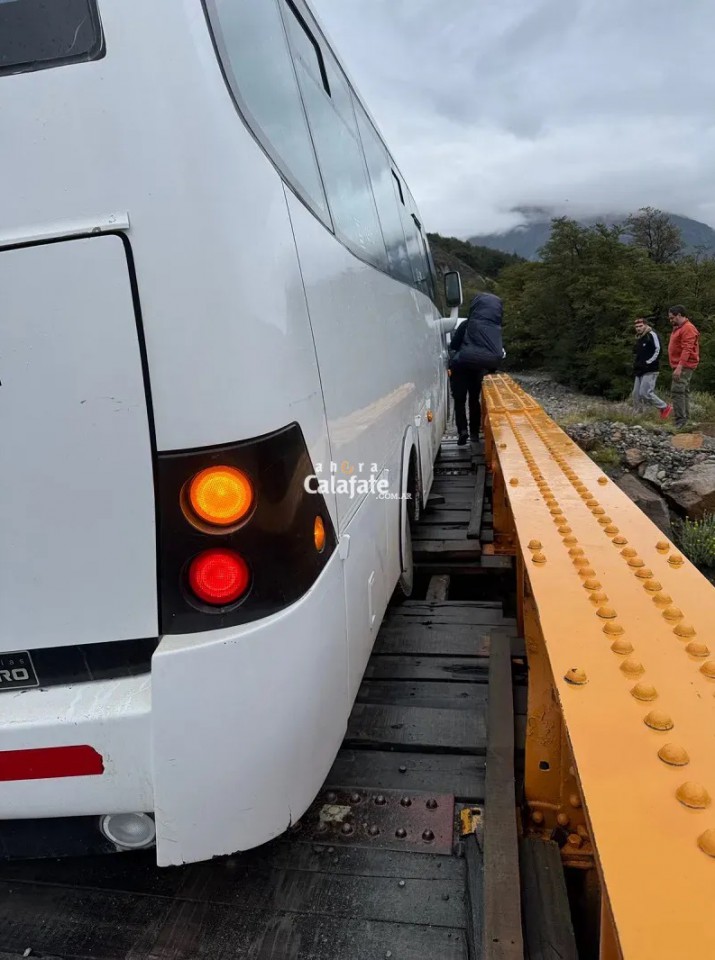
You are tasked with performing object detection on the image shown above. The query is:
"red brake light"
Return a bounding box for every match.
[188,549,250,606]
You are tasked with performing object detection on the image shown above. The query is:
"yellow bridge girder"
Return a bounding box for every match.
[483,374,715,960]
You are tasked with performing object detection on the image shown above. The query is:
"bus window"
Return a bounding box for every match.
[282,1,388,271]
[422,230,439,302]
[282,0,330,95]
[205,0,330,224]
[411,209,436,301]
[391,171,428,294]
[353,102,413,285]
[0,0,103,77]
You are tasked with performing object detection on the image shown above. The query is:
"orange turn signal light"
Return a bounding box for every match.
[314,516,326,552]
[189,466,253,527]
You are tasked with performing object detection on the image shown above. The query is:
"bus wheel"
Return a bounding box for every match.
[393,467,419,603]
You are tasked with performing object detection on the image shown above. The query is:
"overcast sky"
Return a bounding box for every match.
[311,0,715,238]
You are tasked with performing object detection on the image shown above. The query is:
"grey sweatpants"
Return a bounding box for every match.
[632,373,667,411]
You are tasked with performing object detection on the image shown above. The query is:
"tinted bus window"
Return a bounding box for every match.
[409,200,436,300]
[284,2,388,270]
[205,0,330,223]
[0,0,103,77]
[394,174,430,295]
[354,103,413,284]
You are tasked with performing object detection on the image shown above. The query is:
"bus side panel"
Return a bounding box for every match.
[285,193,440,695]
[342,473,390,702]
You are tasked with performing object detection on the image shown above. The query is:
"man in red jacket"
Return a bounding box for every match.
[668,305,700,429]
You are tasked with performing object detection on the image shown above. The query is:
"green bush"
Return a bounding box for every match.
[691,392,715,423]
[499,213,715,399]
[675,515,715,567]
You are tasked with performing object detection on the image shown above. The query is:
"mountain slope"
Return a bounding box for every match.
[428,234,524,314]
[470,212,715,261]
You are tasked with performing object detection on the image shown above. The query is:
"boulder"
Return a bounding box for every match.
[624,448,645,468]
[639,463,664,487]
[666,462,715,519]
[671,433,705,451]
[616,473,672,536]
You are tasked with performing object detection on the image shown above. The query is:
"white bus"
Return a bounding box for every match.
[0,0,461,865]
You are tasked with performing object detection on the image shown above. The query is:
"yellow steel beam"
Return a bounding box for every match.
[483,374,715,960]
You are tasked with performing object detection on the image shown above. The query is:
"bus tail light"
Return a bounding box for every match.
[314,516,326,552]
[157,423,335,634]
[187,465,253,529]
[188,549,250,606]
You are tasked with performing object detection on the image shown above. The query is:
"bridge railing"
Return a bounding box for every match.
[482,374,715,960]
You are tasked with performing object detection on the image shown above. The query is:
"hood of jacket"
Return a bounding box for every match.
[453,292,504,372]
[467,293,503,326]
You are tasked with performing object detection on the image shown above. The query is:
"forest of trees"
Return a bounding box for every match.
[427,232,523,278]
[438,208,715,399]
[427,233,523,319]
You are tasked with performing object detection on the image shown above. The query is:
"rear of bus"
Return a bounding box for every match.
[0,0,354,865]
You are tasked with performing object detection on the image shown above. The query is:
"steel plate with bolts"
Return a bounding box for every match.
[434,467,473,477]
[291,788,455,855]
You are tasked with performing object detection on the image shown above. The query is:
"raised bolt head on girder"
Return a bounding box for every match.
[658,743,690,767]
[564,668,588,685]
[676,782,711,809]
[644,710,674,731]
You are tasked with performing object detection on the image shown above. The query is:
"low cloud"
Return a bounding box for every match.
[312,0,715,236]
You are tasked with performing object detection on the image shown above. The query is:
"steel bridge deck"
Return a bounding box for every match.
[483,375,715,960]
[0,441,550,960]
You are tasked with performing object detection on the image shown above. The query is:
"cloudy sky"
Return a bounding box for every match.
[311,0,715,238]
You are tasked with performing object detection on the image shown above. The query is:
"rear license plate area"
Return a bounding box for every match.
[0,652,39,692]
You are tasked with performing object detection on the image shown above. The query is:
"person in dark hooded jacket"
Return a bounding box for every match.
[449,292,505,445]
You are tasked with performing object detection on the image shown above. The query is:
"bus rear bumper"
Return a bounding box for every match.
[0,552,348,865]
[0,675,153,821]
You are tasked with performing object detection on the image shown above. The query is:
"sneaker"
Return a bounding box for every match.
[457,433,468,446]
[660,404,672,420]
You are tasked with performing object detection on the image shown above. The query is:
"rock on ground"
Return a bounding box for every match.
[624,448,645,468]
[510,372,715,493]
[671,433,704,450]
[616,474,673,536]
[666,463,715,519]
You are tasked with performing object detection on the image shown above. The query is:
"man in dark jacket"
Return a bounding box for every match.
[449,292,504,445]
[632,317,671,419]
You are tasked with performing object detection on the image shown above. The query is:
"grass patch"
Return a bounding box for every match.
[557,402,675,432]
[589,444,620,468]
[675,515,715,568]
[557,411,592,428]
[691,392,715,423]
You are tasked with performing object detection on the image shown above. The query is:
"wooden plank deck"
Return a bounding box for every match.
[0,444,529,960]
[416,440,498,568]
[482,635,523,959]
[520,839,579,960]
